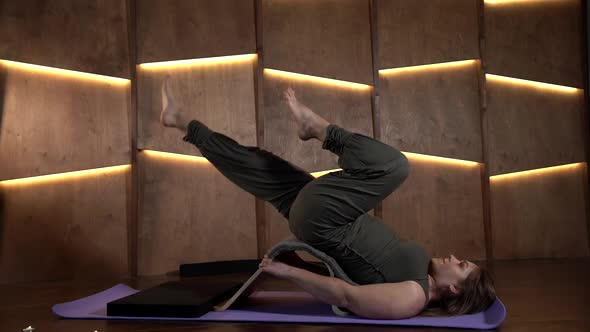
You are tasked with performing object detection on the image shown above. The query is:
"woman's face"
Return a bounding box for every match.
[431,254,478,294]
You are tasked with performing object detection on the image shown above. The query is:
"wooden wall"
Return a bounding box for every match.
[135,0,258,275]
[0,0,130,283]
[485,0,588,258]
[0,0,588,283]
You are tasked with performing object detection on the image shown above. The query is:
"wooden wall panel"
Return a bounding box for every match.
[0,167,129,284]
[138,153,257,275]
[137,0,255,63]
[491,163,589,259]
[263,73,373,172]
[486,80,585,175]
[137,59,257,155]
[382,158,486,261]
[485,0,584,88]
[263,0,373,85]
[0,64,131,181]
[380,61,482,162]
[378,0,479,69]
[0,0,130,78]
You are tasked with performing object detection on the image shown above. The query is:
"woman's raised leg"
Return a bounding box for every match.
[282,89,409,245]
[160,79,314,219]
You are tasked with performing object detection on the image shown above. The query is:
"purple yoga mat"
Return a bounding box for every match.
[52,283,506,329]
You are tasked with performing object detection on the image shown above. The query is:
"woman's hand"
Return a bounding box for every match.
[259,254,292,279]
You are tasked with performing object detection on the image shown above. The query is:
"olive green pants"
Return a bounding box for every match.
[183,120,409,265]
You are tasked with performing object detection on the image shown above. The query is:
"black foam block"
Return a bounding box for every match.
[179,259,261,277]
[107,278,244,318]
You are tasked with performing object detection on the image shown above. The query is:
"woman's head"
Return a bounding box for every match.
[427,255,496,316]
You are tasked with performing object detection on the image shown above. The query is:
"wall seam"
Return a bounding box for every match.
[254,0,267,258]
[476,0,494,267]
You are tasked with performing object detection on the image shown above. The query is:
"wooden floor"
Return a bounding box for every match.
[1,258,589,332]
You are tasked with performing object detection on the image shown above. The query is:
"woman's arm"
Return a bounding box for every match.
[284,264,349,307]
[259,255,348,307]
[259,255,426,319]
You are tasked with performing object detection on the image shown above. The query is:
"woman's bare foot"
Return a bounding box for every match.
[160,77,188,132]
[283,88,329,141]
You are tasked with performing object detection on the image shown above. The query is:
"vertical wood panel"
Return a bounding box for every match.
[485,0,583,88]
[136,0,259,274]
[0,64,131,181]
[0,0,130,78]
[0,169,129,284]
[263,0,373,85]
[485,0,589,260]
[491,164,589,259]
[136,62,258,273]
[378,0,479,69]
[138,153,257,275]
[137,0,255,63]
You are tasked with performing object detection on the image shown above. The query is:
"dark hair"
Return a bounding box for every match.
[420,266,496,317]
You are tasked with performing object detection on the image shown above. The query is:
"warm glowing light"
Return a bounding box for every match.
[486,74,581,93]
[142,149,210,163]
[310,169,342,178]
[264,68,371,90]
[485,0,565,4]
[0,59,129,85]
[490,162,584,181]
[379,60,476,76]
[138,54,257,70]
[403,152,480,167]
[144,149,479,172]
[0,165,130,186]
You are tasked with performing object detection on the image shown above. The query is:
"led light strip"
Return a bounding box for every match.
[0,164,131,186]
[310,169,342,178]
[485,0,562,4]
[264,68,371,90]
[138,54,257,70]
[146,148,479,173]
[142,149,209,163]
[486,74,581,93]
[0,59,129,85]
[403,151,480,167]
[490,162,585,181]
[379,60,477,75]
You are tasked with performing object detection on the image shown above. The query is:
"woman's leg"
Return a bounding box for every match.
[282,91,409,247]
[288,125,409,244]
[160,79,314,219]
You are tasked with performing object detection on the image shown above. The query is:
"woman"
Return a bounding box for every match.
[160,79,496,319]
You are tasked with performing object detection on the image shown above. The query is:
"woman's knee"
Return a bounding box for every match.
[385,154,410,188]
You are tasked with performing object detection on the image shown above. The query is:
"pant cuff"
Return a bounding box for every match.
[322,124,352,155]
[182,120,213,147]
